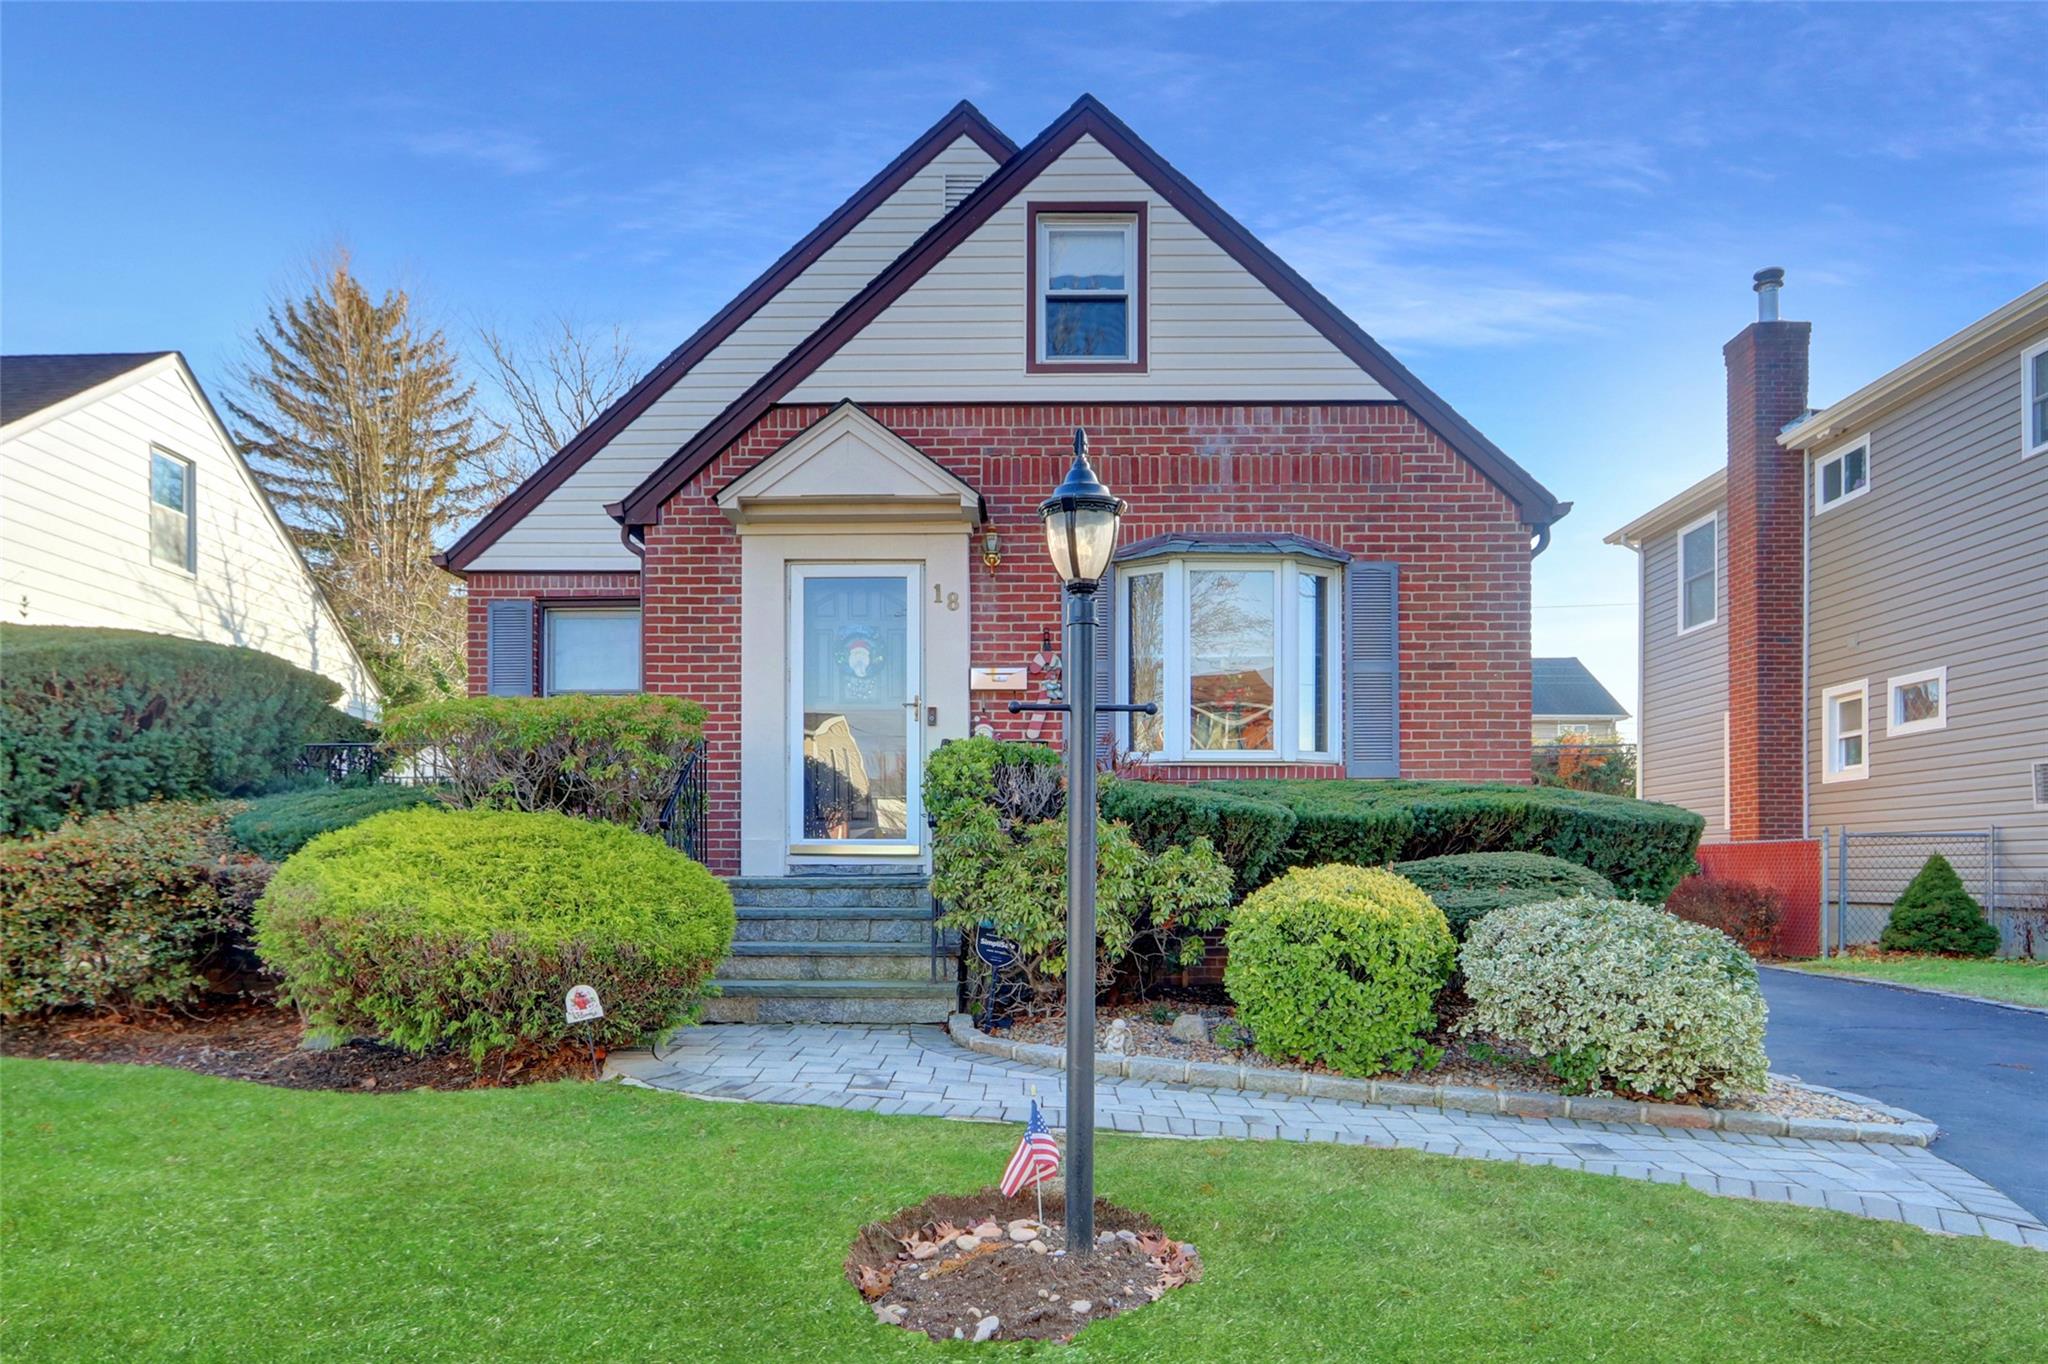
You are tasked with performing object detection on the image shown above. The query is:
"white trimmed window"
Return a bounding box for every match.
[1118,557,1339,762]
[1887,666,1948,737]
[2024,339,2048,459]
[1814,436,1871,513]
[148,448,194,571]
[1822,679,1869,783]
[1034,212,1138,363]
[1676,512,1717,635]
[543,606,641,694]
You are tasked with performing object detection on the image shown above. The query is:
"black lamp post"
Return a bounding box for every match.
[1010,429,1153,1256]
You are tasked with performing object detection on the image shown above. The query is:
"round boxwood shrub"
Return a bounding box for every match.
[1460,897,1768,1100]
[1223,864,1456,1076]
[1391,851,1617,939]
[255,807,734,1065]
[1878,854,2000,957]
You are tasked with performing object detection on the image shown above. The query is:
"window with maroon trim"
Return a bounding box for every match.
[1027,204,1146,371]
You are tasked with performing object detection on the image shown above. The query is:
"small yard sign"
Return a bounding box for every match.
[565,985,605,1024]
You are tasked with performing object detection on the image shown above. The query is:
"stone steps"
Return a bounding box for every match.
[708,875,954,1023]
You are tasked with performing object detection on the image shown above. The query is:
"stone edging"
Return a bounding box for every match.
[1762,963,2048,1017]
[945,1015,1938,1146]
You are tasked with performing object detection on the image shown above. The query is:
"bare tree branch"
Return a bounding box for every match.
[476,315,640,485]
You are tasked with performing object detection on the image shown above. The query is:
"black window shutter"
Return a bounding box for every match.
[486,599,536,696]
[1093,569,1116,757]
[1344,563,1399,778]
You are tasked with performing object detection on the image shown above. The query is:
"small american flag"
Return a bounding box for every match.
[1000,1098,1061,1198]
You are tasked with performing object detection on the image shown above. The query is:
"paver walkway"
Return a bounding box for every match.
[610,1024,2048,1249]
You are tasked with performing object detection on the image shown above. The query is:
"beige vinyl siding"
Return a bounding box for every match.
[1807,337,2048,901]
[470,135,1000,572]
[1637,506,1729,840]
[787,135,1395,405]
[0,362,377,716]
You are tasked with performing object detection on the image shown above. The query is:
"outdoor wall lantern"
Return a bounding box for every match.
[1010,428,1153,1256]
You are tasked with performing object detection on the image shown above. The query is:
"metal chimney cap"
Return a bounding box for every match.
[1753,267,1786,291]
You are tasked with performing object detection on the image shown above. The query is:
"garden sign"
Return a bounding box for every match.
[565,985,605,1024]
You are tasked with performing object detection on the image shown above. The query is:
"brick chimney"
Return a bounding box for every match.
[1723,268,1810,841]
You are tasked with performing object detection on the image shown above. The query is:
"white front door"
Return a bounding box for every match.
[787,564,923,858]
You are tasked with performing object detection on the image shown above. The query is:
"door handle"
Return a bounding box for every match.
[904,693,921,710]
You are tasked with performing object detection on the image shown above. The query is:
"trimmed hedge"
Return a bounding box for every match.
[0,801,261,1015]
[255,807,733,1064]
[0,624,352,836]
[1879,855,2000,957]
[923,737,1062,826]
[228,785,440,862]
[1225,864,1456,1076]
[1461,897,1768,1100]
[1392,852,1617,939]
[380,694,704,834]
[1100,777,1295,891]
[1200,780,1702,902]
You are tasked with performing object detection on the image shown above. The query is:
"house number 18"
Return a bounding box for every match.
[932,584,960,611]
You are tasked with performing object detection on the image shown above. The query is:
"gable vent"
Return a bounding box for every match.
[942,173,980,211]
[2034,760,2048,811]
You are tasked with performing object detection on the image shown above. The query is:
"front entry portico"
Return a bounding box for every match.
[720,402,978,877]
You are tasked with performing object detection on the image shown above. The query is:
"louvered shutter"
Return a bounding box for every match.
[1344,563,1400,777]
[1094,569,1117,757]
[486,599,536,696]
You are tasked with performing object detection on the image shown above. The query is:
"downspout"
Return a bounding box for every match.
[1529,523,1553,558]
[619,522,646,559]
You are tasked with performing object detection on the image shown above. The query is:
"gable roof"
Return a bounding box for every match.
[1532,656,1629,720]
[612,94,1569,531]
[1,353,172,426]
[434,100,1015,571]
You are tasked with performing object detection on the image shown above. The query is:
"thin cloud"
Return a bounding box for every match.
[404,127,551,176]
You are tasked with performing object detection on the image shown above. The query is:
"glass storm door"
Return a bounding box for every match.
[788,565,922,855]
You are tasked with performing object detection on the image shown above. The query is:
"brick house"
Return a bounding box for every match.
[441,96,1569,887]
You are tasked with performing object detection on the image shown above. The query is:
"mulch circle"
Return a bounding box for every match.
[845,1188,1201,1343]
[0,999,593,1092]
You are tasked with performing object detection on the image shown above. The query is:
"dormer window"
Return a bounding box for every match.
[1028,205,1145,371]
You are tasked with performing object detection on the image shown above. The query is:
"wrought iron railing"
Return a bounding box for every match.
[295,742,386,784]
[658,738,710,864]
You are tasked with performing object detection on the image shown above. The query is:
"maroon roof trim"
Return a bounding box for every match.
[435,100,1016,572]
[615,94,1568,530]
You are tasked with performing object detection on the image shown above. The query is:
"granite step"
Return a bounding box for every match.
[726,875,931,911]
[721,941,939,981]
[701,978,957,1025]
[733,907,930,944]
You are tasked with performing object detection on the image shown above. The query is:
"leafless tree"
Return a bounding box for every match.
[476,315,640,482]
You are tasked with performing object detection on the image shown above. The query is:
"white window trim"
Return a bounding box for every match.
[1674,510,1718,637]
[148,446,196,575]
[1034,212,1139,365]
[1820,678,1870,784]
[1812,433,1872,515]
[542,605,643,696]
[1886,665,1948,738]
[1115,555,1341,765]
[2023,338,2048,459]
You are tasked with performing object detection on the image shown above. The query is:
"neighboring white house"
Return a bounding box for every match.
[1,351,379,717]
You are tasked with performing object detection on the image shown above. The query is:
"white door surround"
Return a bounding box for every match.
[727,404,976,876]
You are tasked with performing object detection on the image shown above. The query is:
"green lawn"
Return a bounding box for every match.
[3,1061,2044,1362]
[1789,954,2048,1008]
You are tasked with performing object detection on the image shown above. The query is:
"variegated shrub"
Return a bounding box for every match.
[1459,896,1768,1101]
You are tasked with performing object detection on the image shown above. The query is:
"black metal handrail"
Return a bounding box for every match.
[295,742,386,784]
[658,738,710,864]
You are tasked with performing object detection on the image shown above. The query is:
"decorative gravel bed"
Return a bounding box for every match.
[1001,1002,1902,1126]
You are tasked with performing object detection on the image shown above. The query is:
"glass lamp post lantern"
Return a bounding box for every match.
[1011,429,1151,1257]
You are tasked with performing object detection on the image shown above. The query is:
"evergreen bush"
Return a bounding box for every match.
[227,785,440,862]
[1878,855,2000,957]
[1392,851,1618,938]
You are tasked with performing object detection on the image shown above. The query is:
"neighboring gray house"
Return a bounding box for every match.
[1530,656,1630,743]
[1610,277,2047,944]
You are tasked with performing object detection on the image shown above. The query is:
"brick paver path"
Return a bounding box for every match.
[608,1024,2047,1249]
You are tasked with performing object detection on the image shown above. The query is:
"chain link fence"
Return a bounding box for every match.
[1826,828,2047,959]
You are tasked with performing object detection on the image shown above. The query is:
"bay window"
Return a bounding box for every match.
[1116,556,1339,762]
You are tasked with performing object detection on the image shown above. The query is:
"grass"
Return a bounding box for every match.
[3,1060,2045,1363]
[1789,954,2048,1008]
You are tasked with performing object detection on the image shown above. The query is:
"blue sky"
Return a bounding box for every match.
[5,2,2043,729]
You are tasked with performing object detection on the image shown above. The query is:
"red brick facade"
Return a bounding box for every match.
[1722,322,1811,841]
[469,402,1536,873]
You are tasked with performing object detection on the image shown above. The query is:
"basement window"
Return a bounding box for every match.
[1030,206,1144,369]
[1822,679,1869,783]
[1814,436,1870,513]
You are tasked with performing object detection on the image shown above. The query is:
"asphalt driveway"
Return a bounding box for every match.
[1761,967,2048,1221]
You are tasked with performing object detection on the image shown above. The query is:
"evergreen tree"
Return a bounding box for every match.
[229,253,503,703]
[1878,853,2001,957]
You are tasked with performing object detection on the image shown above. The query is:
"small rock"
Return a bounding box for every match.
[969,1220,1001,1240]
[873,1303,907,1326]
[1169,1012,1210,1044]
[1103,1017,1133,1053]
[1028,1239,1047,1253]
[1006,1218,1039,1240]
[1115,1229,1139,1242]
[1070,1300,1093,1315]
[955,1234,982,1251]
[972,1315,1000,1342]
